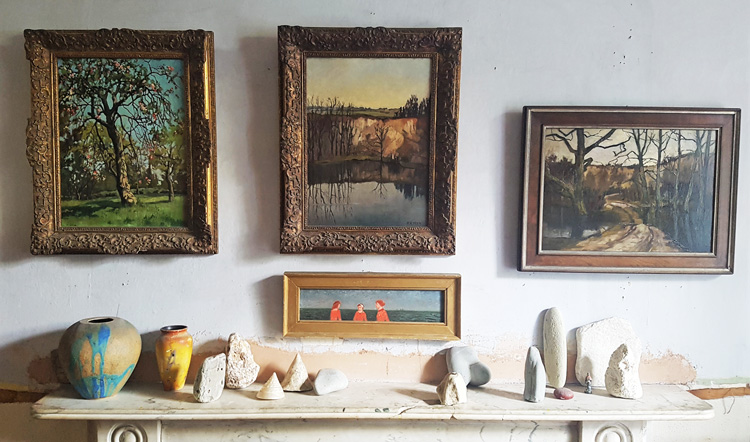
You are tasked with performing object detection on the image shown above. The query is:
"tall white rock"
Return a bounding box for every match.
[543,307,567,388]
[225,333,260,389]
[576,317,641,386]
[523,346,546,403]
[605,343,643,399]
[193,353,226,403]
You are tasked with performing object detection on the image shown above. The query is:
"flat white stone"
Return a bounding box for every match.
[257,373,285,400]
[193,353,226,403]
[281,353,313,392]
[576,317,641,386]
[605,343,643,399]
[313,368,348,396]
[523,346,546,403]
[543,307,566,388]
[436,372,467,405]
[225,333,260,389]
[446,346,491,386]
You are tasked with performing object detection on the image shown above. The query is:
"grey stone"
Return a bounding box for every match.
[446,346,491,387]
[257,373,284,400]
[193,353,226,403]
[281,353,313,392]
[225,333,260,389]
[313,368,348,396]
[576,317,641,387]
[436,372,467,405]
[543,307,567,388]
[605,343,643,399]
[523,346,546,403]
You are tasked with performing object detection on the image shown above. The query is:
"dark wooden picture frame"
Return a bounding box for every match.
[278,26,461,254]
[25,29,217,254]
[521,107,740,273]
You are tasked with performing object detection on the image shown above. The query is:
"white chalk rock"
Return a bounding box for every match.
[523,346,546,403]
[281,353,313,392]
[446,346,491,386]
[193,353,226,403]
[257,373,285,400]
[605,343,643,399]
[436,372,467,405]
[225,333,260,389]
[576,317,641,387]
[543,307,567,388]
[313,368,348,395]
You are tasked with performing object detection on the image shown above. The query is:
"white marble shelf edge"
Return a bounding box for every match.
[33,382,713,423]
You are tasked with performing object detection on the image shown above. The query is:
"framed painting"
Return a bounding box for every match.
[24,29,217,254]
[283,272,460,340]
[521,107,740,273]
[278,26,461,254]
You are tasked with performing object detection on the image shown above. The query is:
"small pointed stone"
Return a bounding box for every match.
[257,373,285,400]
[446,346,491,386]
[576,317,641,387]
[193,353,226,403]
[281,353,313,392]
[605,343,643,399]
[436,372,467,405]
[313,368,348,396]
[225,333,260,389]
[543,307,567,388]
[524,346,546,403]
[554,387,574,400]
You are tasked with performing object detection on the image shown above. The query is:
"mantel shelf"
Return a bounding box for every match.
[34,382,713,423]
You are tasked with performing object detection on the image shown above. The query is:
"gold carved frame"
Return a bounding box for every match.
[283,272,460,340]
[24,29,217,254]
[278,26,461,254]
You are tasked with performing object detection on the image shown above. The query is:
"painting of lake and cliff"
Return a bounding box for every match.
[305,57,431,227]
[541,127,717,254]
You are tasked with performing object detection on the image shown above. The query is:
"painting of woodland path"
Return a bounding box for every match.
[542,127,717,253]
[305,57,431,227]
[57,58,188,228]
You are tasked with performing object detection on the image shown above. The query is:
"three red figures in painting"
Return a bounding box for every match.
[329,300,389,321]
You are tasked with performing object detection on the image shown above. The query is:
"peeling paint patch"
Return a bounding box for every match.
[0,388,46,403]
[640,350,697,384]
[690,386,750,400]
[26,355,59,386]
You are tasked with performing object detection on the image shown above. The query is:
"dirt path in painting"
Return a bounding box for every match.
[568,194,681,252]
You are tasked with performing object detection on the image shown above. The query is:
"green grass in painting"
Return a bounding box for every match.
[61,195,186,228]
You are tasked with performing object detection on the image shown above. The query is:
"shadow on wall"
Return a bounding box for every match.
[0,329,67,389]
[498,111,524,274]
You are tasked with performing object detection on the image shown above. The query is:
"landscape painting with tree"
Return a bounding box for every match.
[57,57,188,228]
[305,57,431,227]
[541,127,717,253]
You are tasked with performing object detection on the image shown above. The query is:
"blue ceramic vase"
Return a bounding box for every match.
[58,317,141,399]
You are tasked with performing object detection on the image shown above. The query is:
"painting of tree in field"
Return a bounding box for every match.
[305,57,431,227]
[57,57,188,228]
[542,127,717,253]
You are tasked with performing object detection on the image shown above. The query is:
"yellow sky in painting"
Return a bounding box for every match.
[306,57,431,109]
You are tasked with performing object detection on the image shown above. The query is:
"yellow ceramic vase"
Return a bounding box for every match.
[155,325,193,391]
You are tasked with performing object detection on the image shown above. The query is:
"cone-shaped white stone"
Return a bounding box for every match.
[446,346,491,386]
[225,333,260,389]
[436,372,467,405]
[193,353,226,403]
[524,346,546,403]
[543,307,566,388]
[313,368,348,396]
[257,373,285,400]
[576,317,641,387]
[281,353,313,392]
[605,343,643,399]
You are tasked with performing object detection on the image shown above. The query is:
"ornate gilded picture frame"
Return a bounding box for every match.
[24,29,217,254]
[278,26,461,254]
[283,272,460,340]
[521,106,740,273]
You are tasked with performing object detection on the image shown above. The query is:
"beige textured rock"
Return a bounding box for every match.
[605,343,643,399]
[543,307,566,388]
[257,373,285,400]
[436,372,467,406]
[576,317,641,386]
[225,333,260,389]
[281,353,313,392]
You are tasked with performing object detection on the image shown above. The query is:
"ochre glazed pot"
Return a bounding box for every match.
[58,317,141,399]
[155,325,193,391]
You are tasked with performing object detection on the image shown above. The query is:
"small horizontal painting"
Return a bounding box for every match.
[299,288,444,323]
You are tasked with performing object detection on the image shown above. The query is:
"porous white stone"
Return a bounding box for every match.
[523,346,546,403]
[313,368,348,396]
[436,372,467,405]
[193,353,226,403]
[576,317,641,387]
[257,373,285,400]
[605,343,643,399]
[543,307,566,388]
[446,346,491,386]
[281,353,313,392]
[225,333,260,389]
